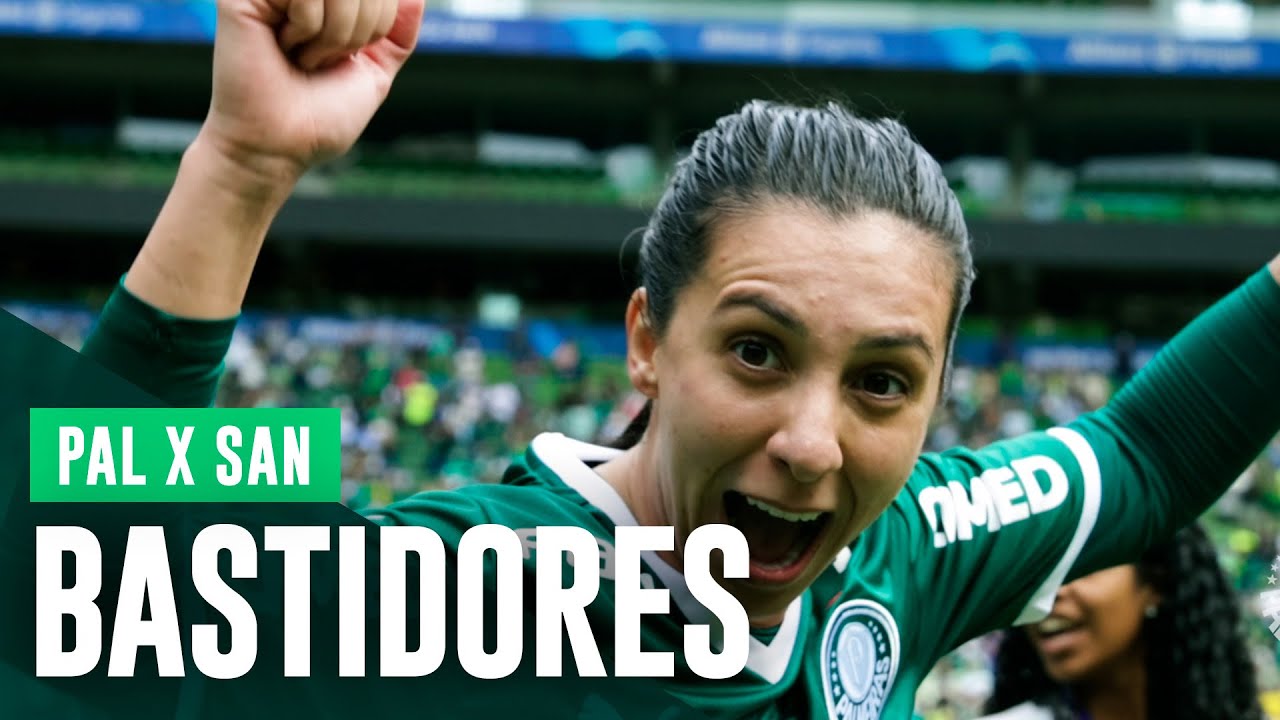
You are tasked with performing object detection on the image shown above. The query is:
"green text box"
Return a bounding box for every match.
[30,408,340,502]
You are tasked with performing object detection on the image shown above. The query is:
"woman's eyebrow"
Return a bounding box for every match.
[715,293,935,365]
[714,292,807,337]
[854,334,936,367]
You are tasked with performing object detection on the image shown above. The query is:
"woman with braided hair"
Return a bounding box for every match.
[981,523,1264,720]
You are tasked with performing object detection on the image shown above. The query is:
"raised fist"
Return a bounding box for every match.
[200,0,425,184]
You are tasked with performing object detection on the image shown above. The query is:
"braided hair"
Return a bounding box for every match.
[985,523,1264,720]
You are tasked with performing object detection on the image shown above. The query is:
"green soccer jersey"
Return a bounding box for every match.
[366,421,1131,720]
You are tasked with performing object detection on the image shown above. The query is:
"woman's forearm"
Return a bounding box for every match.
[123,132,300,320]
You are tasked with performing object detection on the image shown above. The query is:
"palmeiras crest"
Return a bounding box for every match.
[821,600,901,720]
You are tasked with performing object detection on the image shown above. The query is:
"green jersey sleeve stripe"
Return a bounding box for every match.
[1014,427,1103,625]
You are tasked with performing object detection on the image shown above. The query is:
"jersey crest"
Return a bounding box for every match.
[821,600,900,720]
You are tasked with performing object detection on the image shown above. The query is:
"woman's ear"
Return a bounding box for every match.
[625,288,659,399]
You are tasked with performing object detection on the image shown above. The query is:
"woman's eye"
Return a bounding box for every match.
[732,339,781,370]
[859,371,907,397]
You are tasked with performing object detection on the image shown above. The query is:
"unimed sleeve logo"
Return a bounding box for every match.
[916,455,1070,548]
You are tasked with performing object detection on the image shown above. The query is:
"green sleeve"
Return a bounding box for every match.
[1070,265,1280,577]
[895,265,1280,657]
[898,430,1095,654]
[80,278,237,408]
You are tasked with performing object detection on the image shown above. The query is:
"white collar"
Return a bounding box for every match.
[530,432,803,684]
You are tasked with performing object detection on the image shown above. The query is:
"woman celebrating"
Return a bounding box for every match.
[79,0,1280,717]
[982,524,1265,720]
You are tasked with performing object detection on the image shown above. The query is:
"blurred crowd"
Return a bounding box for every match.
[212,316,640,508]
[12,301,1280,718]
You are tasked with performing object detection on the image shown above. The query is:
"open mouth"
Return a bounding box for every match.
[1032,616,1087,655]
[1035,616,1083,638]
[723,490,832,585]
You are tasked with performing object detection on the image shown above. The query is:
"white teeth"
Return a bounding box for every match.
[1037,617,1078,634]
[745,496,824,523]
